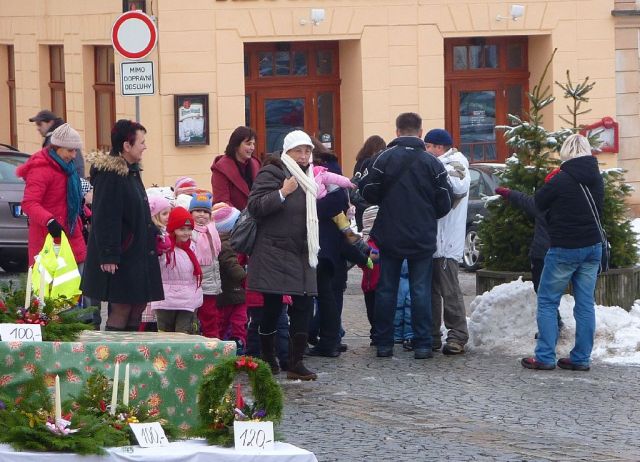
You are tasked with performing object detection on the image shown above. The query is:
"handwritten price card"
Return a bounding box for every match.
[129,422,169,448]
[234,421,274,452]
[0,324,42,342]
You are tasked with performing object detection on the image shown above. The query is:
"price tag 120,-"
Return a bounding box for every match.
[234,421,274,452]
[0,323,42,342]
[129,422,169,448]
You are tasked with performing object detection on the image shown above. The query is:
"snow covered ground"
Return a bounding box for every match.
[467,218,640,365]
[467,278,640,365]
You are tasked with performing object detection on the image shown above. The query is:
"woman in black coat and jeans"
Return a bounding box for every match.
[82,120,163,331]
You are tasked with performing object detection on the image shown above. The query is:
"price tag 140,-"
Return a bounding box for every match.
[234,421,274,452]
[0,323,42,342]
[129,422,169,448]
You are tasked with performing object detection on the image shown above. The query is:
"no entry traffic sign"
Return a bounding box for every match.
[112,11,157,60]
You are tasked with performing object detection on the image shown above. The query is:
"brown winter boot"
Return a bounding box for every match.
[259,331,280,375]
[287,333,317,381]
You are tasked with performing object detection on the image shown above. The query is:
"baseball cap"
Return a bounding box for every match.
[29,110,58,123]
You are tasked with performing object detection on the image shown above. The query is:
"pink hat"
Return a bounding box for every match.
[175,176,197,190]
[212,204,241,233]
[148,195,171,217]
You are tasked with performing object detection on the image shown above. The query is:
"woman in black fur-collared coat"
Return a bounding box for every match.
[81,120,163,331]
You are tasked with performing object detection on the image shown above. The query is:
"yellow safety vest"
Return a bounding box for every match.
[32,233,82,300]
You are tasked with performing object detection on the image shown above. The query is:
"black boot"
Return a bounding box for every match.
[259,331,280,375]
[105,325,123,332]
[287,333,317,381]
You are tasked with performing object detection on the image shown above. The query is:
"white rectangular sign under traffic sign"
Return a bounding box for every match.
[121,61,154,96]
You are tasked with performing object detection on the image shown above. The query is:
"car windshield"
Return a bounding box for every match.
[0,154,26,184]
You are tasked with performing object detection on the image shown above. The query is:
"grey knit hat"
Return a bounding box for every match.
[50,123,83,150]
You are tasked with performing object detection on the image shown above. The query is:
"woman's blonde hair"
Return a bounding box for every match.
[151,213,167,230]
[560,134,592,162]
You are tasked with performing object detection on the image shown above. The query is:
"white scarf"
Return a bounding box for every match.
[281,153,320,268]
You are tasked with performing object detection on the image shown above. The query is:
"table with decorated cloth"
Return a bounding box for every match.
[0,440,318,462]
[0,331,236,431]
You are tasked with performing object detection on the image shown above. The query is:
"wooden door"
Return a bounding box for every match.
[445,37,529,163]
[245,42,341,159]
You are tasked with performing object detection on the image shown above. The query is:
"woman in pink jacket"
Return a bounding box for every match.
[16,123,86,266]
[151,206,203,333]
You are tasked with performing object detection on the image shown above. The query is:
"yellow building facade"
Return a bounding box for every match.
[0,0,638,213]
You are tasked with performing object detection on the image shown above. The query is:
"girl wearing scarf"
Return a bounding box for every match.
[151,206,203,334]
[17,123,86,267]
[247,130,320,381]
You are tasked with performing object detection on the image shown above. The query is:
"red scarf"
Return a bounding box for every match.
[166,236,203,287]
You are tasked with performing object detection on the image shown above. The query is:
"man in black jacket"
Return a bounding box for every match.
[359,112,453,359]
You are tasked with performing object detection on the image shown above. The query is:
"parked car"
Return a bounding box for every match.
[0,144,29,272]
[462,163,504,271]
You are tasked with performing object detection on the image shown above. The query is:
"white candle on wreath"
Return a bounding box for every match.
[123,363,130,406]
[24,267,32,308]
[39,264,46,303]
[110,362,120,415]
[54,375,62,423]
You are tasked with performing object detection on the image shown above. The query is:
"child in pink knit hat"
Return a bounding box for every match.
[139,193,173,332]
[205,203,247,353]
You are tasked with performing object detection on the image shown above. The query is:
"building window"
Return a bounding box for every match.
[49,45,66,119]
[94,47,115,152]
[7,45,17,147]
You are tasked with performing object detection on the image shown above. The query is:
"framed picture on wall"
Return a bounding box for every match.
[174,94,209,146]
[123,0,146,12]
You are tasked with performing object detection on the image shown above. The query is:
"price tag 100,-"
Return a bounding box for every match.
[234,421,274,452]
[0,323,42,342]
[129,422,169,448]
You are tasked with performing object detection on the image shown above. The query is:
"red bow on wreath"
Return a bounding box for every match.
[235,356,258,370]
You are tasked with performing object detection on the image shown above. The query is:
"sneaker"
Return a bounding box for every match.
[442,342,465,356]
[557,358,590,371]
[376,347,393,357]
[402,339,413,351]
[521,357,555,370]
[432,343,442,352]
[338,343,348,352]
[414,349,433,359]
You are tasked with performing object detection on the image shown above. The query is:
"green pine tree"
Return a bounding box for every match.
[478,51,638,271]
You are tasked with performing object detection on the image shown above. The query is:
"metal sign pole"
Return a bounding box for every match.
[135,95,140,122]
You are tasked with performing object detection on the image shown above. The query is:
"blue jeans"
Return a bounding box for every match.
[535,243,601,366]
[375,253,433,350]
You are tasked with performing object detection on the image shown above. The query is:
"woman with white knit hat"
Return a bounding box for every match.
[17,123,87,268]
[247,129,319,380]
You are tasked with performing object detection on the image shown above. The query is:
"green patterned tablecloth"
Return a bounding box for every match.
[0,332,236,431]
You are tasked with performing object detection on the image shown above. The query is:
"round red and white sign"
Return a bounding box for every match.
[111,11,157,60]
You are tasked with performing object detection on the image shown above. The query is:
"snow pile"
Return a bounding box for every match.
[468,278,640,365]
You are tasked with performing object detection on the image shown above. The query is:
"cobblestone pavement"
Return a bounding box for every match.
[278,271,640,462]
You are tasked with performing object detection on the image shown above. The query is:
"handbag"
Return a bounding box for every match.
[230,207,258,255]
[578,183,610,273]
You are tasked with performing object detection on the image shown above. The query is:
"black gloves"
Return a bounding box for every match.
[46,219,63,238]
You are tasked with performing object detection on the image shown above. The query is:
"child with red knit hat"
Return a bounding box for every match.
[151,207,203,333]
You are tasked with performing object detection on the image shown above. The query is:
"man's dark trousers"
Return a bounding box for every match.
[375,253,434,351]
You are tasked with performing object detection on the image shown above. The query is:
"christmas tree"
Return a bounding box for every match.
[478,51,638,271]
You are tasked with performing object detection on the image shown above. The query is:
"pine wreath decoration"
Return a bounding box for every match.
[0,371,128,455]
[0,281,92,342]
[196,356,283,447]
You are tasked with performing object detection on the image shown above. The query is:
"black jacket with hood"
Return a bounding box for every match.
[358,136,453,259]
[534,155,604,249]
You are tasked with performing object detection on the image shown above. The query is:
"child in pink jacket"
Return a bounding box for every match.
[151,207,203,334]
